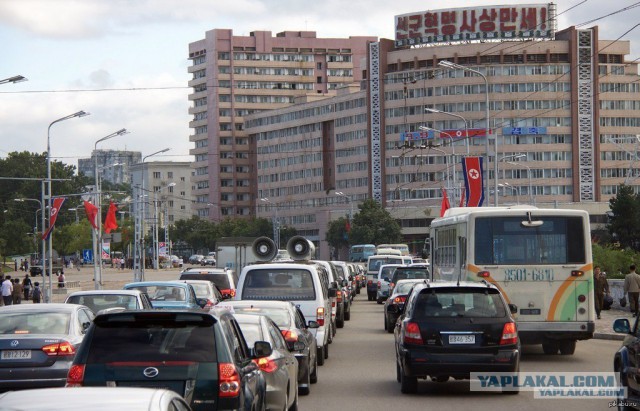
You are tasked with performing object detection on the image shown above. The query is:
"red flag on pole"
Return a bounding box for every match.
[104,201,119,233]
[41,197,65,240]
[440,187,451,217]
[345,218,351,233]
[462,156,485,207]
[459,184,466,207]
[83,200,99,230]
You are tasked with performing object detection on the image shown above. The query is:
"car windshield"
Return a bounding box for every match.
[67,294,138,313]
[87,322,216,363]
[242,269,315,301]
[414,288,506,318]
[128,285,186,302]
[394,282,421,295]
[393,268,430,282]
[379,266,397,278]
[187,283,211,298]
[0,312,70,335]
[229,307,291,328]
[181,273,231,289]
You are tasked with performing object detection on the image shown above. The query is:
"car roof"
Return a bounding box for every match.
[171,279,212,286]
[125,281,189,288]
[67,289,144,297]
[94,308,225,323]
[0,303,81,313]
[182,268,229,274]
[219,300,295,309]
[232,313,264,325]
[0,387,180,410]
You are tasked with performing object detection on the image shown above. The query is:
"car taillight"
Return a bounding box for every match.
[367,280,372,285]
[42,341,76,356]
[393,296,406,304]
[478,271,490,278]
[389,282,395,289]
[500,322,518,345]
[377,281,381,289]
[316,307,325,326]
[66,364,85,387]
[220,289,236,298]
[336,290,343,303]
[253,356,278,373]
[205,299,215,308]
[281,329,299,343]
[218,363,241,397]
[403,322,423,345]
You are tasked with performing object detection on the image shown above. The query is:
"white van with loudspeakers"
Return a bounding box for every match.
[235,236,335,365]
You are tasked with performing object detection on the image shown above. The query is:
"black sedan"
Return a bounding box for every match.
[613,317,640,409]
[384,279,423,333]
[216,300,319,395]
[0,303,94,392]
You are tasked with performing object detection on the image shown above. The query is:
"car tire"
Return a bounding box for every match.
[384,316,388,331]
[310,355,318,384]
[344,309,351,321]
[299,363,311,396]
[615,365,633,411]
[387,318,394,334]
[336,315,344,329]
[542,340,559,355]
[396,361,401,383]
[317,346,325,366]
[324,341,329,359]
[400,366,418,394]
[558,339,576,355]
[289,385,299,411]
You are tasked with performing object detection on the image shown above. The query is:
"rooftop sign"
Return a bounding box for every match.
[395,4,555,47]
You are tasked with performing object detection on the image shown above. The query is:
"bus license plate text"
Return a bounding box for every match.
[503,268,555,282]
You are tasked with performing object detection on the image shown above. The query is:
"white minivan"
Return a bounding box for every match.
[235,261,335,365]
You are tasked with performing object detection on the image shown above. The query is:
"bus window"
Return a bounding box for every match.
[350,244,376,262]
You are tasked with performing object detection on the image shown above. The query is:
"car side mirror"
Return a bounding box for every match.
[508,304,518,314]
[614,318,631,334]
[81,322,91,333]
[288,341,306,352]
[307,320,319,329]
[383,277,390,282]
[252,341,273,358]
[328,288,337,298]
[196,298,208,308]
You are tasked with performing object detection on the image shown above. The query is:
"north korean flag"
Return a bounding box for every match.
[462,157,484,207]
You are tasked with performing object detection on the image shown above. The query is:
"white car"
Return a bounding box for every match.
[376,264,405,304]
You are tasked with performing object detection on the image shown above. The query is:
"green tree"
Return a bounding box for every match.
[349,199,402,245]
[608,184,640,251]
[326,217,351,259]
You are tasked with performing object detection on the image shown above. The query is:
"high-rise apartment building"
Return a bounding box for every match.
[78,149,141,185]
[187,29,377,220]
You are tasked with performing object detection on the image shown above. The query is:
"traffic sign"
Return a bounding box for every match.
[82,249,93,263]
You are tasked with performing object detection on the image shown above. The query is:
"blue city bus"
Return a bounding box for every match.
[349,244,376,262]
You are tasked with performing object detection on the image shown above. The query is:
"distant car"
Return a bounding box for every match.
[169,255,183,268]
[123,281,206,310]
[67,309,271,411]
[0,387,193,411]
[201,256,217,266]
[613,316,640,408]
[217,300,319,395]
[388,265,431,294]
[394,281,520,394]
[383,279,423,333]
[376,264,404,304]
[188,254,204,265]
[172,279,222,310]
[180,267,239,300]
[233,313,299,411]
[0,303,94,392]
[64,290,153,315]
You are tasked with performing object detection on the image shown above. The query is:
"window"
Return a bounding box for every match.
[167,172,173,179]
[153,172,161,179]
[317,63,322,70]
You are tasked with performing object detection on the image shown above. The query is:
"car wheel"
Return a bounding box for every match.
[377,297,383,304]
[400,366,418,394]
[299,361,311,396]
[616,365,633,411]
[324,341,329,359]
[317,346,325,366]
[384,315,388,331]
[344,309,351,321]
[387,317,394,334]
[542,340,559,355]
[288,384,298,411]
[396,361,401,383]
[310,355,318,384]
[337,315,344,329]
[558,339,576,355]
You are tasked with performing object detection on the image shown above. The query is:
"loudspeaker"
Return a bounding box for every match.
[252,237,277,262]
[286,236,316,261]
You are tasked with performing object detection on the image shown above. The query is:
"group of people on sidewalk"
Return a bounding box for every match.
[1,273,42,305]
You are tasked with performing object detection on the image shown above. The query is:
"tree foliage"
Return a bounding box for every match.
[608,184,640,251]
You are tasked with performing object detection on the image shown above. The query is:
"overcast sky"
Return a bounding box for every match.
[1,0,639,169]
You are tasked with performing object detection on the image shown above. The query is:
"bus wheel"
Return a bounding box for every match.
[542,340,559,355]
[559,340,576,355]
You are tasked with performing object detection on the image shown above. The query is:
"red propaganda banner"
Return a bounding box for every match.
[462,157,484,207]
[104,201,119,233]
[83,200,99,230]
[440,187,451,217]
[41,197,65,240]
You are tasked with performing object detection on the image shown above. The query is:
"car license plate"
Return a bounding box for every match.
[1,350,32,360]
[448,335,475,344]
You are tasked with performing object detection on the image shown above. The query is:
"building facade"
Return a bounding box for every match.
[244,18,640,257]
[78,150,142,185]
[187,29,377,221]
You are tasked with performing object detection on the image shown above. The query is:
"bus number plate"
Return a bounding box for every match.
[520,309,541,315]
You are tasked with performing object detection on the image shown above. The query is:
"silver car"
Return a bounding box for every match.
[64,289,153,315]
[0,387,192,410]
[0,303,94,392]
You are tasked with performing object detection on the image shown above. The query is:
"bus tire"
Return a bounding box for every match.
[542,340,559,355]
[559,339,576,355]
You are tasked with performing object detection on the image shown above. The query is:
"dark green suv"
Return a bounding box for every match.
[67,310,272,411]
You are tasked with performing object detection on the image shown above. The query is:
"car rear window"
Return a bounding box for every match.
[413,288,507,319]
[0,312,70,335]
[241,269,316,301]
[127,285,187,302]
[87,322,216,363]
[394,281,421,295]
[180,273,231,289]
[187,283,211,298]
[227,307,291,328]
[67,294,138,313]
[392,268,430,282]
[236,323,262,347]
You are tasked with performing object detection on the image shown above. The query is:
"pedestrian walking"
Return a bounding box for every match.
[1,275,14,306]
[57,271,65,288]
[22,274,32,300]
[12,279,23,304]
[32,282,42,304]
[14,260,17,272]
[594,266,610,319]
[624,264,640,317]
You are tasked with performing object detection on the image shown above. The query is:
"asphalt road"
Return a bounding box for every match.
[299,291,622,411]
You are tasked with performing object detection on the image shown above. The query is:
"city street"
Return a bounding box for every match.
[300,292,621,411]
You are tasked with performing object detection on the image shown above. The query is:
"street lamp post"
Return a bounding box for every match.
[0,75,27,85]
[437,61,493,205]
[14,198,44,291]
[47,111,89,302]
[507,161,534,205]
[419,126,457,205]
[424,108,469,155]
[335,192,353,221]
[153,182,175,270]
[93,129,128,289]
[260,198,280,249]
[498,183,520,204]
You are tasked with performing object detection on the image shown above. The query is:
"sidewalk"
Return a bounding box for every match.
[595,305,634,341]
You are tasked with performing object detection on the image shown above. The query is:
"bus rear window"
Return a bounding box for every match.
[474,216,586,265]
[242,269,316,301]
